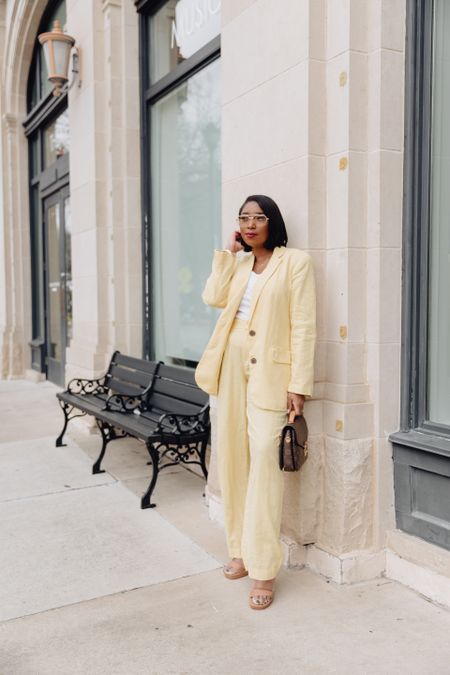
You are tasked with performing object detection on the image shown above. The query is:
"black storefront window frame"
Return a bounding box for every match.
[136,0,221,361]
[392,0,450,449]
[390,0,450,552]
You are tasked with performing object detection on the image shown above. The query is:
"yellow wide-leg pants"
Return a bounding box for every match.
[216,319,287,580]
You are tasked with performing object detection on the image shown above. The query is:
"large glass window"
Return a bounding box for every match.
[141,0,221,366]
[151,58,221,363]
[428,0,450,425]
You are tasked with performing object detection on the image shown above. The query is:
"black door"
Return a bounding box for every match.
[43,186,72,385]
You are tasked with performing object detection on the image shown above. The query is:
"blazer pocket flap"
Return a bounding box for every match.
[271,347,291,364]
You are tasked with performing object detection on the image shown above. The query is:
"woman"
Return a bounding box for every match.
[195,195,316,610]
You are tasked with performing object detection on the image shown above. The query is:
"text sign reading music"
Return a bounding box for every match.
[171,0,221,59]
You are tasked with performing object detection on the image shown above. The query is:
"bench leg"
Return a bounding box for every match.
[56,401,86,447]
[141,443,160,509]
[92,420,113,474]
[198,438,209,480]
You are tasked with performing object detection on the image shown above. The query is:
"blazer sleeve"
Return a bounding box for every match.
[202,250,238,308]
[288,253,317,398]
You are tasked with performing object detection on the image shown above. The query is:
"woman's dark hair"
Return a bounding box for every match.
[238,194,288,252]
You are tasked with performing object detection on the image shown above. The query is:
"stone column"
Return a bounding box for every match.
[307,0,404,583]
[0,110,32,378]
[65,0,141,382]
[103,0,142,359]
[317,0,375,560]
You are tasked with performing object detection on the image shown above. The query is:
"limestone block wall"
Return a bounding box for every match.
[208,0,326,543]
[209,0,406,565]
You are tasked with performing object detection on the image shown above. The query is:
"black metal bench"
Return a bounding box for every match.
[55,354,210,508]
[94,364,210,508]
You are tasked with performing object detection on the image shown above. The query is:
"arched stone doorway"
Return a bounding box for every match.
[0,0,71,384]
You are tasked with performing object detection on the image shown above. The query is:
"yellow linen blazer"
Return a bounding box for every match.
[195,246,316,411]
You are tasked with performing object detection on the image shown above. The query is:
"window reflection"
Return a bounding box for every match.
[64,197,72,349]
[47,204,62,360]
[44,110,70,167]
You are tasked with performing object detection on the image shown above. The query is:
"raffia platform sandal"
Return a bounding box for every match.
[248,587,274,610]
[223,559,248,580]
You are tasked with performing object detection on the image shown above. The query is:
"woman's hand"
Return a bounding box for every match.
[226,230,244,253]
[287,392,305,416]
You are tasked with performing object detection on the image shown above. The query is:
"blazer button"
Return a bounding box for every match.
[250,357,257,364]
[249,330,256,336]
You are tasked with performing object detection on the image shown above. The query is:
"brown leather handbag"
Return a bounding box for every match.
[279,411,309,471]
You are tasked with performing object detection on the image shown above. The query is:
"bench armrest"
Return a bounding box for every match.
[102,393,146,413]
[155,408,210,436]
[66,376,109,396]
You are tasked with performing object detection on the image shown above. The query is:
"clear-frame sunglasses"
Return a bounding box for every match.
[237,214,269,226]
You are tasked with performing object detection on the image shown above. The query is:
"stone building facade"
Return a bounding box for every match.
[1,0,449,607]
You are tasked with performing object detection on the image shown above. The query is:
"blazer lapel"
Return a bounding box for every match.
[227,252,254,307]
[248,247,285,322]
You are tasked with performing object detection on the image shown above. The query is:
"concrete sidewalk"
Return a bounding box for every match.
[1,380,450,675]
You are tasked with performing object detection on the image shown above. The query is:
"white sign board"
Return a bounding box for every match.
[171,0,221,59]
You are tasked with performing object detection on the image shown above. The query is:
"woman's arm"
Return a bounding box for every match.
[201,250,238,308]
[288,253,317,398]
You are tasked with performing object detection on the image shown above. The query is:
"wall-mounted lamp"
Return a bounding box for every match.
[38,20,81,97]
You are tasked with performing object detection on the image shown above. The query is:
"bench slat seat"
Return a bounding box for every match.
[56,391,109,415]
[95,407,207,443]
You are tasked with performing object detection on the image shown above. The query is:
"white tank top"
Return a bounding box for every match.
[236,272,258,321]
